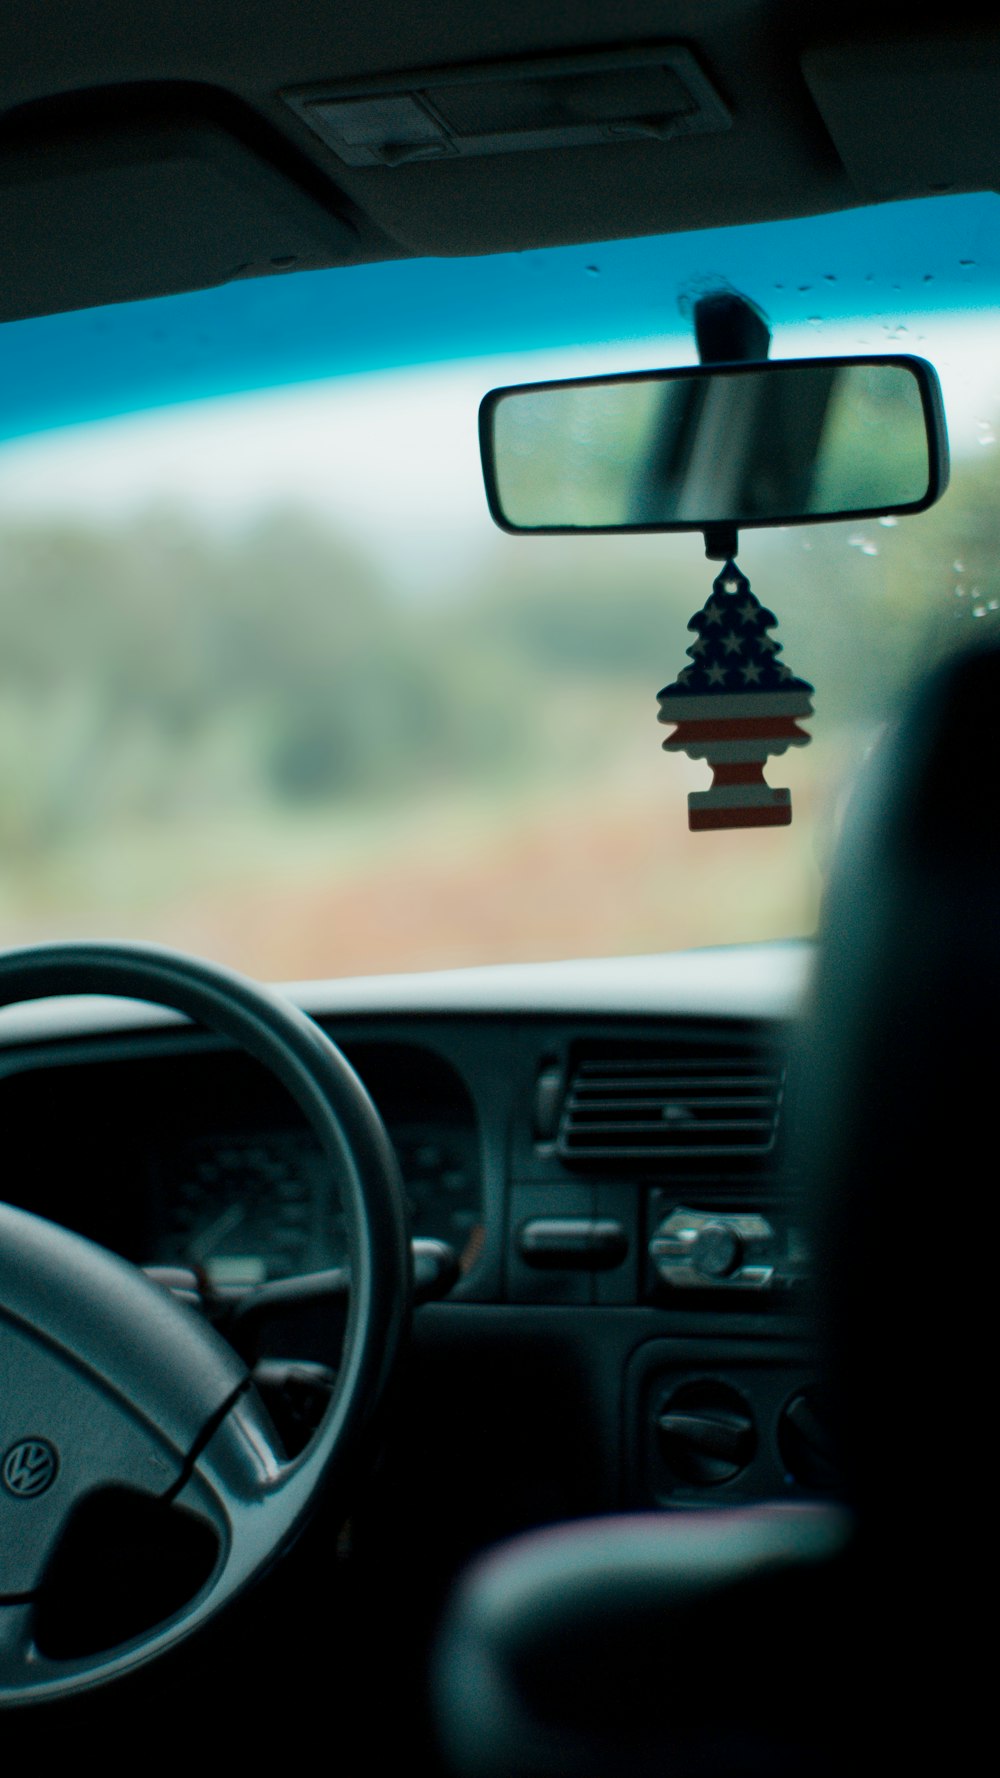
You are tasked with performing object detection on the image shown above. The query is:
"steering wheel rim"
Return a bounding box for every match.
[0,941,412,1706]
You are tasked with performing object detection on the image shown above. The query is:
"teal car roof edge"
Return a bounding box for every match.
[0,192,997,444]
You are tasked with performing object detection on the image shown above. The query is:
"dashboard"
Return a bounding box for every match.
[0,942,832,1557]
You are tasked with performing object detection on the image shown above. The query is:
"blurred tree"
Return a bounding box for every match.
[1,449,997,882]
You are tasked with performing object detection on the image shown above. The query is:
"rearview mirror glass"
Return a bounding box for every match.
[480,355,948,533]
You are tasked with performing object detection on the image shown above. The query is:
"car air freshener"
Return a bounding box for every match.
[657,561,813,830]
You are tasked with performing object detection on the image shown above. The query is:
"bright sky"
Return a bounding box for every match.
[0,341,683,591]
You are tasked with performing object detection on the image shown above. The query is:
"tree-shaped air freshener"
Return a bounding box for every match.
[657,561,813,830]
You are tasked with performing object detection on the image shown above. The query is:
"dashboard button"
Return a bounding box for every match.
[518,1217,627,1270]
[691,1222,743,1279]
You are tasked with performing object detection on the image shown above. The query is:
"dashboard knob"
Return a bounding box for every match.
[691,1222,743,1279]
[656,1380,756,1484]
[777,1388,842,1492]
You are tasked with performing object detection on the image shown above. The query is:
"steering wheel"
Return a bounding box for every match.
[0,942,411,1706]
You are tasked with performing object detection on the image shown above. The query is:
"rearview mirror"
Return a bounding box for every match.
[480,355,948,534]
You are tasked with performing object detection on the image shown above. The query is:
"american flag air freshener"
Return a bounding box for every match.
[657,561,813,831]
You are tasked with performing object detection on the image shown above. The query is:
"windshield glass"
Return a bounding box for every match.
[1,192,998,978]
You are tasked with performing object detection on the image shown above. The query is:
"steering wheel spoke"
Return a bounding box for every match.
[0,1604,37,1693]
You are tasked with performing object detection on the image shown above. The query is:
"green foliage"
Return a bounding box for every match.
[1,451,998,879]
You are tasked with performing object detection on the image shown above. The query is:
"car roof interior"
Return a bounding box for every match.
[1,5,997,324]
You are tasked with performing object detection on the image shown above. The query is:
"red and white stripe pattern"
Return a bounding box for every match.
[657,564,813,831]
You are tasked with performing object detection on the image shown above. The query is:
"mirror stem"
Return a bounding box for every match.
[702,522,739,562]
[694,291,772,561]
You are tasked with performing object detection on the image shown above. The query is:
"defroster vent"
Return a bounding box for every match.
[556,1037,785,1165]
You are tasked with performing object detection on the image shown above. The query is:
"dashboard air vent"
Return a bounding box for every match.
[556,1037,785,1164]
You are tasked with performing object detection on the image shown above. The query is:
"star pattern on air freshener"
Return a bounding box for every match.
[656,560,813,830]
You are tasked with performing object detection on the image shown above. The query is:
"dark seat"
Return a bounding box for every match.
[431,638,997,1776]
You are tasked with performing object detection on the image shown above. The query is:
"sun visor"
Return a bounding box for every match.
[0,94,360,323]
[803,31,1000,203]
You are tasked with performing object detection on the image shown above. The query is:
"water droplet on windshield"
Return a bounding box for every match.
[959,259,977,268]
[585,264,601,277]
[807,316,822,327]
[923,273,935,282]
[954,583,966,598]
[953,560,965,573]
[973,605,987,617]
[878,516,898,527]
[861,542,878,556]
[798,284,812,293]
[823,273,837,283]
[977,422,996,446]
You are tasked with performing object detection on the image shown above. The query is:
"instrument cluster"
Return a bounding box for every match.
[0,1033,483,1282]
[149,1117,483,1285]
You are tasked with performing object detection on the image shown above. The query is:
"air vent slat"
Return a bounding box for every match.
[555,1037,785,1167]
[575,1061,772,1076]
[569,1088,772,1102]
[570,1076,778,1091]
[565,1116,765,1130]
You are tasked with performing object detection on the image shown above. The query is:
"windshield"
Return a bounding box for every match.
[1,192,998,979]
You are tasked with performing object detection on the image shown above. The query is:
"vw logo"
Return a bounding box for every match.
[2,1438,59,1499]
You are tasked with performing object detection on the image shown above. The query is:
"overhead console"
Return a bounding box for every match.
[284,45,730,169]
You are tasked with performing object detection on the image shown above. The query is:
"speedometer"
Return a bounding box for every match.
[151,1130,346,1284]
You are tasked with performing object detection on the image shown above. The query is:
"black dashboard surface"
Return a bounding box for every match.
[0,945,827,1552]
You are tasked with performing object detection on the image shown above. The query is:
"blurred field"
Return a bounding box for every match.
[0,431,996,980]
[0,727,836,979]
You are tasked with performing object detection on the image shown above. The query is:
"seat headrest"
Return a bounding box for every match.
[803,639,1000,1552]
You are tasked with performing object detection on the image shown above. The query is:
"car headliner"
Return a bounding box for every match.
[1,8,998,330]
